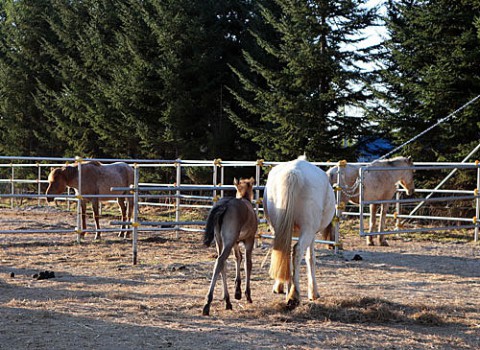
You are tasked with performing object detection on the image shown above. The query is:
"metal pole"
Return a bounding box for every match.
[212,160,218,202]
[10,163,14,208]
[408,142,480,217]
[132,164,140,265]
[395,184,401,230]
[76,159,83,243]
[475,161,479,242]
[37,163,41,206]
[334,161,346,253]
[359,166,365,236]
[255,160,262,215]
[175,159,181,239]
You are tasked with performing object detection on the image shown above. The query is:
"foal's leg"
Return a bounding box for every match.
[233,243,243,300]
[367,204,378,246]
[244,237,255,303]
[378,203,389,246]
[117,198,127,238]
[202,239,233,315]
[306,240,319,301]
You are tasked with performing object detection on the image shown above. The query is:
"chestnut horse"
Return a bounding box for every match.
[202,177,258,316]
[326,156,415,246]
[46,161,134,240]
[263,157,335,309]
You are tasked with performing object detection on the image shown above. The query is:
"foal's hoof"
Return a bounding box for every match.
[225,301,233,310]
[286,298,300,310]
[380,240,389,247]
[202,304,210,316]
[366,240,374,246]
[235,290,242,300]
[246,293,253,304]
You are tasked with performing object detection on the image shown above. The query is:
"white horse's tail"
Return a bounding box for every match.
[269,169,301,283]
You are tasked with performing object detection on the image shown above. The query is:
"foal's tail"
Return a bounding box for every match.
[269,170,301,283]
[203,199,233,247]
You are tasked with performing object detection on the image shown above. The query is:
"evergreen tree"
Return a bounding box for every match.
[372,0,480,162]
[0,0,60,156]
[228,0,378,161]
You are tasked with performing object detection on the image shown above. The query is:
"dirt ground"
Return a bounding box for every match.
[0,206,479,350]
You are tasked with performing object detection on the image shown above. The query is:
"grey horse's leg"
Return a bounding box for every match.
[378,203,390,246]
[367,204,377,246]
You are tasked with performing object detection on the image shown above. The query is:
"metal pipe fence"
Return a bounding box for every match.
[1,156,479,264]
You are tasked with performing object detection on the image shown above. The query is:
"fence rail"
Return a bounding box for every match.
[1,156,479,264]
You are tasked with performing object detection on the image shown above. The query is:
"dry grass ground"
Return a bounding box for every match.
[0,206,479,349]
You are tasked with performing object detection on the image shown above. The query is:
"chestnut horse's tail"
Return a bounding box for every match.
[269,169,301,283]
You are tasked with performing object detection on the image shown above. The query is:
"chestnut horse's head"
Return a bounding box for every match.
[45,167,69,203]
[234,177,255,201]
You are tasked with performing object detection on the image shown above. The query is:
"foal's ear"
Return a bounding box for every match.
[249,176,255,185]
[233,177,239,186]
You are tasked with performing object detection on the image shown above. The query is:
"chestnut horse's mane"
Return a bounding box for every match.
[61,161,102,181]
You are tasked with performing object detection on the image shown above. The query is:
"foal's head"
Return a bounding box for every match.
[234,177,255,201]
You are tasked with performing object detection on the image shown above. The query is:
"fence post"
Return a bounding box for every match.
[395,184,401,230]
[475,160,479,242]
[10,163,14,208]
[132,164,140,265]
[255,159,263,216]
[334,160,347,253]
[359,166,365,236]
[75,158,83,243]
[175,159,182,239]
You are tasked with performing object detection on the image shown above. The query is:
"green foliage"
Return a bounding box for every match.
[372,0,480,163]
[228,0,378,161]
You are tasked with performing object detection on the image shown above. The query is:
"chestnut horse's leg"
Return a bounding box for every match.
[367,204,378,246]
[117,198,127,238]
[78,201,87,242]
[244,236,254,303]
[126,196,133,238]
[378,203,390,246]
[233,243,242,300]
[91,199,101,240]
[305,240,319,301]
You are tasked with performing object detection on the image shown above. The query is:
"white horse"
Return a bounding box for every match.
[327,156,415,246]
[263,157,335,309]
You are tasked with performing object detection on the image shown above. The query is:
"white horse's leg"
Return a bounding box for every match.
[305,240,319,301]
[378,203,389,246]
[367,204,377,246]
[244,237,255,303]
[286,234,310,308]
[233,243,242,300]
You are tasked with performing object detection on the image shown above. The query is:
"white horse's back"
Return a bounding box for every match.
[265,158,335,235]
